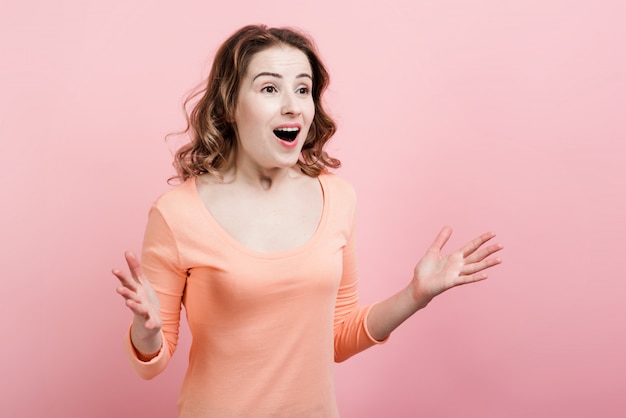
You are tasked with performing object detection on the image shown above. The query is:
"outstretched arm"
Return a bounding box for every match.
[366,226,503,341]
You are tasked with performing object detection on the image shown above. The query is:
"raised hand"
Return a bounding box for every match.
[112,251,162,357]
[409,226,503,304]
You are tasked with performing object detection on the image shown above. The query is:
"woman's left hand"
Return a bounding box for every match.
[409,226,503,305]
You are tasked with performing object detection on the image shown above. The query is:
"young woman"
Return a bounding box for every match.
[112,24,503,417]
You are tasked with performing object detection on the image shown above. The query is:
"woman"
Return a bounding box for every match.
[112,24,502,417]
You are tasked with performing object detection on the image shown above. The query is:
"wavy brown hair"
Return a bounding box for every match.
[170,24,340,183]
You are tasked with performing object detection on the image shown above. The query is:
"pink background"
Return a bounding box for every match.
[1,0,625,417]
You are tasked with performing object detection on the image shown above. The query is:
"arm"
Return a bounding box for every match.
[113,206,187,378]
[333,214,388,362]
[366,226,503,341]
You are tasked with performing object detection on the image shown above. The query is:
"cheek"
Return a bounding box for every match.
[234,107,257,134]
[305,101,316,124]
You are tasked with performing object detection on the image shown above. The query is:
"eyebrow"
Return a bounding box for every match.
[252,72,313,81]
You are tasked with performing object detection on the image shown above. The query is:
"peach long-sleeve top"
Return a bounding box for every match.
[125,173,385,417]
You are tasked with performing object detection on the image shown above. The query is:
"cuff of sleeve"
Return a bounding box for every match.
[124,324,169,379]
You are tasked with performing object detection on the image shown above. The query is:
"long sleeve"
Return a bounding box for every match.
[333,190,388,363]
[124,205,188,379]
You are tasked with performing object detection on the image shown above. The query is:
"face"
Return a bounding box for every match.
[233,45,315,173]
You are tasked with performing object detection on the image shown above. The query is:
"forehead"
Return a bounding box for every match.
[245,45,312,78]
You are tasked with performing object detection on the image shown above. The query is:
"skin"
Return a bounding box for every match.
[231,45,315,183]
[366,226,502,341]
[194,45,323,253]
[112,45,503,358]
[113,252,162,359]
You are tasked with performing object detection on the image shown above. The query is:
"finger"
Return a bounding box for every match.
[112,269,137,292]
[461,256,502,276]
[430,226,453,252]
[445,271,490,289]
[124,251,144,284]
[465,243,504,264]
[116,286,142,304]
[144,318,159,330]
[125,298,151,318]
[458,272,490,284]
[128,302,160,331]
[460,232,496,257]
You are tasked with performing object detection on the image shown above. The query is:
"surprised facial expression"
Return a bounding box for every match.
[233,45,315,173]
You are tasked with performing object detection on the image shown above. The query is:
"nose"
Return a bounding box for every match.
[281,92,301,116]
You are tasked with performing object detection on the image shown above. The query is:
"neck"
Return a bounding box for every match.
[222,162,300,192]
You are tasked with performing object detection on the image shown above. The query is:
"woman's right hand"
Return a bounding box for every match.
[112,251,163,358]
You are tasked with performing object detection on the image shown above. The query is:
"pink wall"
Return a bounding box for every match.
[1,1,624,417]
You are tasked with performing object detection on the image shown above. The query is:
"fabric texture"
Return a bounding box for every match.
[124,173,386,417]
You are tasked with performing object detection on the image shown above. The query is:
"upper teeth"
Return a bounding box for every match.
[276,127,299,132]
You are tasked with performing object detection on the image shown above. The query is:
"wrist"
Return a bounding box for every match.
[130,321,162,358]
[406,282,433,311]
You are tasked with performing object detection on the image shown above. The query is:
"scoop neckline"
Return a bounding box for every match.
[189,174,330,260]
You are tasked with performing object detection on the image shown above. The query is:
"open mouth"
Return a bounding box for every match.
[273,127,300,142]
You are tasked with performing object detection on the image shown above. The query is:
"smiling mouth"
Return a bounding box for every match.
[273,127,300,142]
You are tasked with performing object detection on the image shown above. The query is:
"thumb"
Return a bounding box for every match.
[429,226,453,252]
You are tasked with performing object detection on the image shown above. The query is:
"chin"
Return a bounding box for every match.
[275,153,302,168]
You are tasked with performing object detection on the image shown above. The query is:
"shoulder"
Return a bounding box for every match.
[145,178,208,244]
[319,172,357,222]
[150,177,198,215]
[319,172,356,201]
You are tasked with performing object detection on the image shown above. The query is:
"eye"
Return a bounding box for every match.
[296,86,310,95]
[262,85,277,94]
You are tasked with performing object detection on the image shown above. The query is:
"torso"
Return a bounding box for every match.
[195,170,324,253]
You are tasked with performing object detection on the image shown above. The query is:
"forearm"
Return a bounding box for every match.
[366,284,432,342]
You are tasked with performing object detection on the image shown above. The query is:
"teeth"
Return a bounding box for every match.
[275,127,299,132]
